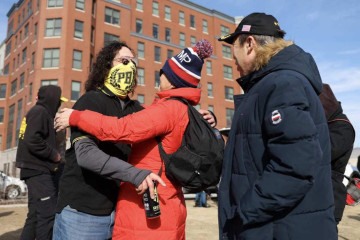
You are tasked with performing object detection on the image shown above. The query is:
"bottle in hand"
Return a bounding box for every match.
[143,182,161,218]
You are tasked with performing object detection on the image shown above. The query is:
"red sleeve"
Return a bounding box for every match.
[69,100,187,143]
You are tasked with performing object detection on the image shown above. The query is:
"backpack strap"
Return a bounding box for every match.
[155,97,189,181]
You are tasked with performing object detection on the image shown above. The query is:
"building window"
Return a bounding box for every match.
[207,83,213,97]
[27,1,32,16]
[225,86,234,100]
[208,105,214,112]
[179,11,185,25]
[71,81,81,100]
[0,108,4,123]
[226,108,234,127]
[179,33,185,47]
[202,19,208,33]
[167,49,173,59]
[48,0,63,8]
[152,24,159,39]
[3,64,9,75]
[136,19,143,34]
[165,28,171,42]
[137,68,145,85]
[165,6,171,20]
[5,41,11,56]
[222,45,232,58]
[6,104,15,149]
[75,0,85,10]
[154,46,161,62]
[45,18,62,37]
[22,48,27,64]
[72,50,82,69]
[11,79,17,96]
[105,7,120,25]
[34,22,38,40]
[190,15,195,28]
[24,23,29,38]
[19,73,25,90]
[104,33,119,46]
[136,0,143,10]
[31,52,35,70]
[74,20,84,39]
[28,83,33,102]
[16,98,23,143]
[152,2,159,16]
[0,84,6,98]
[137,42,145,59]
[137,94,145,104]
[223,65,233,79]
[92,0,96,15]
[91,26,95,44]
[206,61,212,75]
[41,79,58,86]
[43,48,60,68]
[155,71,160,88]
[190,36,196,46]
[221,25,230,36]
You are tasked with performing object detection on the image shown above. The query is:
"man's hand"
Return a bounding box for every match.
[136,173,166,199]
[198,109,216,127]
[54,108,74,132]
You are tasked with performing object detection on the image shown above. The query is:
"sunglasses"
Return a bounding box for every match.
[113,56,138,66]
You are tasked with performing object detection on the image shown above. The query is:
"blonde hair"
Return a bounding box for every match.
[238,35,293,71]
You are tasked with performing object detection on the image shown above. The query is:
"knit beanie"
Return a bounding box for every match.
[161,39,213,88]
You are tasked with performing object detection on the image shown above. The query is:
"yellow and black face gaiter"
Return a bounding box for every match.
[104,61,136,97]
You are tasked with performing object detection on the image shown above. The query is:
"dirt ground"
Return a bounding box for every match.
[0,198,360,240]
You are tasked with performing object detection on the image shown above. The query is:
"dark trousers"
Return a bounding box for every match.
[20,173,58,240]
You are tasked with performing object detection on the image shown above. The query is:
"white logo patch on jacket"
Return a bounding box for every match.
[271,110,282,125]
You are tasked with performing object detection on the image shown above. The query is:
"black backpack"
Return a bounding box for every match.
[157,97,224,192]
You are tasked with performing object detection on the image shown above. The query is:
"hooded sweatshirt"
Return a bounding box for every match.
[16,85,62,178]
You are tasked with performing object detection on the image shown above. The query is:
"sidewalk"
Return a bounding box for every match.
[1,199,360,239]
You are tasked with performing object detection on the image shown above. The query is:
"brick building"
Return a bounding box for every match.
[0,0,241,175]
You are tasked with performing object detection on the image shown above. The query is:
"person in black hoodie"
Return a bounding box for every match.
[16,85,67,240]
[319,83,355,225]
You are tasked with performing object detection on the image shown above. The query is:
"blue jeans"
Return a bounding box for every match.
[195,191,207,207]
[53,205,114,240]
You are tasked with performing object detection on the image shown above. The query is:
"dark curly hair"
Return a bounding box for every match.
[85,41,137,95]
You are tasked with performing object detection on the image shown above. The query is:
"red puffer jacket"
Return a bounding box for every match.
[69,87,201,240]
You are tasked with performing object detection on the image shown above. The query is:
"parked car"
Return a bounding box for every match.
[0,171,28,199]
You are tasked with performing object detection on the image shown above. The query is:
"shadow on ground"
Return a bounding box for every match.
[0,211,13,218]
[348,213,360,221]
[0,228,22,240]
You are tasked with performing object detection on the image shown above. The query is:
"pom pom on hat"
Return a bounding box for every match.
[161,39,213,88]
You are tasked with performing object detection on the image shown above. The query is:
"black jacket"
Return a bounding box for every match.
[56,87,144,215]
[320,83,355,223]
[16,85,62,176]
[218,44,337,239]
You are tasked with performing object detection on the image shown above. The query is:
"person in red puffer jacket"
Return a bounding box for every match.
[54,40,213,240]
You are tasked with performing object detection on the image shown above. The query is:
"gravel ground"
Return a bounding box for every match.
[0,198,360,240]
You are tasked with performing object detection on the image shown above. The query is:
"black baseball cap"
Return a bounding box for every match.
[218,12,286,44]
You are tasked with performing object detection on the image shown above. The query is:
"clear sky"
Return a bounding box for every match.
[0,0,359,147]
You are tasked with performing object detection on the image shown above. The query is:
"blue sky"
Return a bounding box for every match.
[0,0,359,147]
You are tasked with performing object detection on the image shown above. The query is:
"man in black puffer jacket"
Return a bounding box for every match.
[319,83,355,225]
[16,85,67,240]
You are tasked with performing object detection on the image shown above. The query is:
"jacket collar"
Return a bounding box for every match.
[156,88,201,105]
